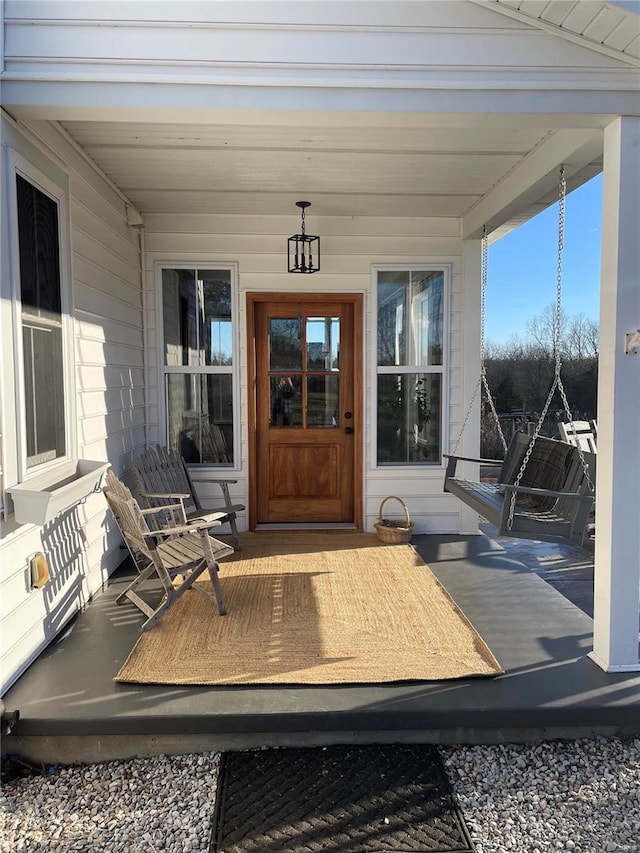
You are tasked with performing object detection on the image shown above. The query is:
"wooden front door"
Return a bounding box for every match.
[250,293,362,525]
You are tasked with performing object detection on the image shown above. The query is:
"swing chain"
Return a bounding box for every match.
[552,173,593,490]
[507,166,594,530]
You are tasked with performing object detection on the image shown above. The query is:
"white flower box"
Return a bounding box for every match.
[8,459,109,526]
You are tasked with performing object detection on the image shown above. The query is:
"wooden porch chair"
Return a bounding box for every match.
[132,445,244,549]
[104,469,234,632]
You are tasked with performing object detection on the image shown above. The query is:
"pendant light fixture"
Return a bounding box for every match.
[288,201,320,274]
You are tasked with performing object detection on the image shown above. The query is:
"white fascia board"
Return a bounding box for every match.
[462,129,604,240]
[2,63,639,91]
[0,105,619,131]
[3,79,640,123]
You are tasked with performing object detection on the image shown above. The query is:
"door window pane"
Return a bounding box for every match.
[377,374,441,464]
[166,374,234,464]
[270,375,302,428]
[307,375,339,428]
[269,319,302,371]
[306,317,340,370]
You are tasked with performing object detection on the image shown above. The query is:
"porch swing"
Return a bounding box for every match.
[443,167,596,545]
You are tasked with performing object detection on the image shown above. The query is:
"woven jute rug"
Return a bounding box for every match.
[115,533,502,685]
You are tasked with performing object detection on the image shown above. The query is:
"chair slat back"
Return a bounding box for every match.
[554,449,596,519]
[558,421,597,454]
[104,470,155,563]
[499,432,594,517]
[134,445,200,514]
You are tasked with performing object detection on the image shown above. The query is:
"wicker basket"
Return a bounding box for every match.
[374,495,414,544]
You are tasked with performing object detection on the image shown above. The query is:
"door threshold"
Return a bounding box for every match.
[254,523,359,531]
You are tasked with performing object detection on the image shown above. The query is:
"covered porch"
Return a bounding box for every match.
[1,1,639,711]
[3,529,639,765]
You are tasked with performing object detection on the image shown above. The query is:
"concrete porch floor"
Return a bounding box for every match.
[2,531,639,764]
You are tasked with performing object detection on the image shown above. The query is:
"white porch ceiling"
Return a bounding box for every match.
[60,117,603,235]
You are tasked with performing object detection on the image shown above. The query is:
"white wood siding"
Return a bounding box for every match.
[0,118,144,694]
[144,212,468,535]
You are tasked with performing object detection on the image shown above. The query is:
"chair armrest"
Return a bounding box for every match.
[144,514,228,537]
[140,502,188,528]
[140,503,185,516]
[189,511,233,525]
[499,483,594,502]
[141,491,191,500]
[443,453,503,465]
[190,477,238,485]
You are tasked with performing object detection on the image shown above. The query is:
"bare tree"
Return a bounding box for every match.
[565,313,599,359]
[525,303,567,356]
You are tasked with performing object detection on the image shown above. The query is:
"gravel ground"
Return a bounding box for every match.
[443,736,640,853]
[1,736,639,852]
[0,752,221,853]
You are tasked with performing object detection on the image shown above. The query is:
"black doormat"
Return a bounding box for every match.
[210,743,475,852]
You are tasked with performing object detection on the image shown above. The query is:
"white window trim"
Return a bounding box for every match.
[371,263,451,471]
[3,148,76,508]
[155,260,241,471]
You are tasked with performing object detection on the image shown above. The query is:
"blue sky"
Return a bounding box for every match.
[486,174,602,345]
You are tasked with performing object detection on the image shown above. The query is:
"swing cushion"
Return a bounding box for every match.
[498,434,574,510]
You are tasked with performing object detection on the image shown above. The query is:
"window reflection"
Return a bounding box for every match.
[166,373,233,464]
[377,271,443,367]
[377,374,441,464]
[162,269,232,366]
[269,313,342,430]
[307,375,339,428]
[162,266,235,466]
[270,319,302,371]
[270,375,302,427]
[306,317,339,370]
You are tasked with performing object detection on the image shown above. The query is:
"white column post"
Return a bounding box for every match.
[458,238,482,534]
[590,116,640,672]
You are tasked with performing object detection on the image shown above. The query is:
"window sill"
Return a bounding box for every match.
[7,459,109,526]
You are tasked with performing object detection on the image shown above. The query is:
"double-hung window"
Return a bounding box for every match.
[376,268,446,465]
[15,171,69,475]
[16,175,66,469]
[160,266,236,466]
[1,155,72,518]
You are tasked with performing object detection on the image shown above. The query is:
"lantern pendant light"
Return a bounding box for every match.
[288,201,320,274]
